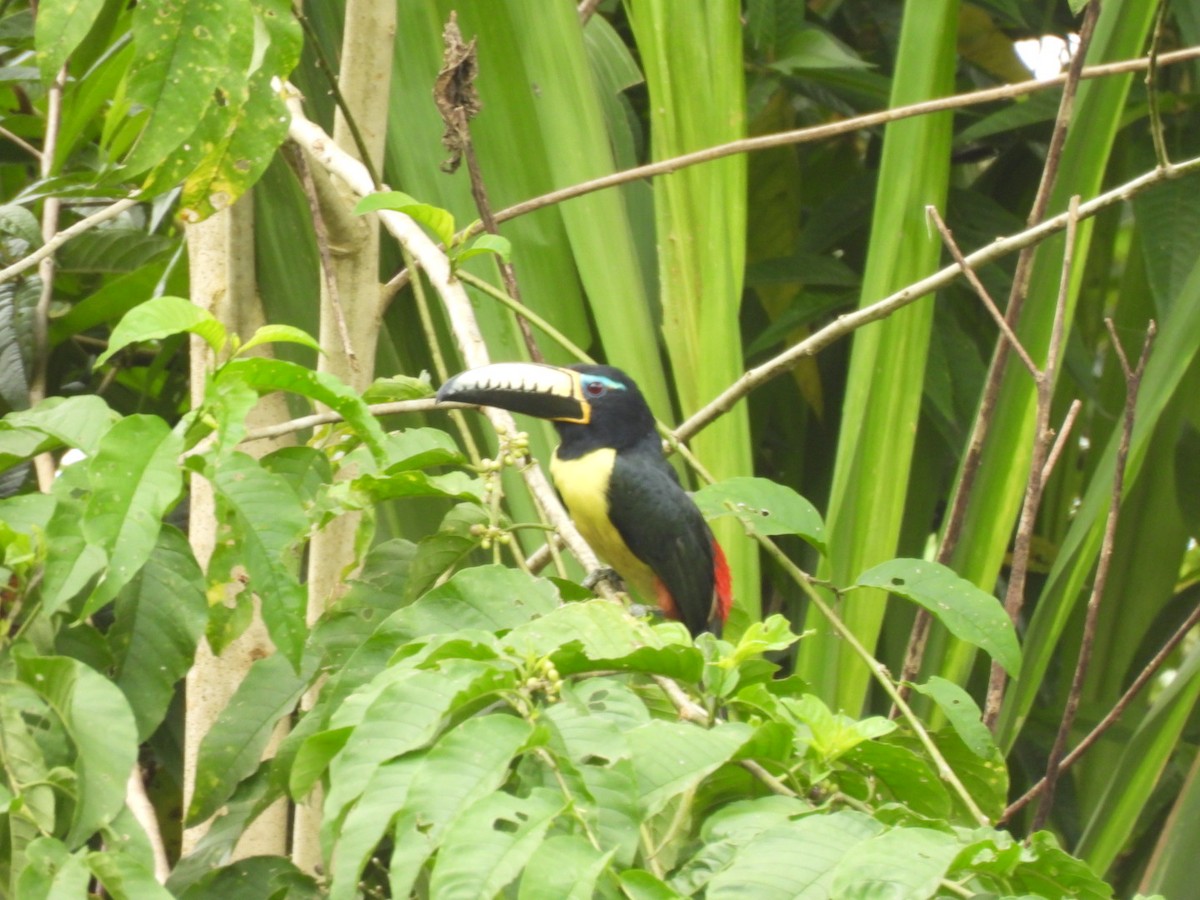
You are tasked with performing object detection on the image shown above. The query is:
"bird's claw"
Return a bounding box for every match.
[584,567,626,594]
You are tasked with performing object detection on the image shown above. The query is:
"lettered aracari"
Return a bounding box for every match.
[436,362,732,637]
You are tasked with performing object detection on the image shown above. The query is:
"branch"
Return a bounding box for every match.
[280,79,604,573]
[1031,318,1156,831]
[671,153,1200,444]
[0,195,141,286]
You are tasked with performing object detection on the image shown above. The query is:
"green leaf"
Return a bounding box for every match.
[187,651,315,825]
[14,654,138,848]
[97,296,226,365]
[856,559,1021,675]
[385,565,562,640]
[619,869,684,899]
[354,191,455,247]
[627,720,754,817]
[235,324,321,357]
[454,233,513,266]
[706,809,884,898]
[81,414,184,615]
[769,26,871,72]
[382,715,537,900]
[323,661,518,827]
[426,787,565,898]
[124,0,255,174]
[87,849,175,900]
[831,825,960,897]
[693,476,827,552]
[109,527,207,741]
[208,451,308,666]
[177,856,320,900]
[215,357,388,463]
[360,374,435,404]
[33,0,108,81]
[909,676,995,759]
[2,395,118,461]
[520,836,615,900]
[17,837,92,899]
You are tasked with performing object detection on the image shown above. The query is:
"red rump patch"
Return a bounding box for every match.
[711,539,732,623]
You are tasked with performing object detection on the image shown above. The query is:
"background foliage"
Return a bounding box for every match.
[2,0,1199,896]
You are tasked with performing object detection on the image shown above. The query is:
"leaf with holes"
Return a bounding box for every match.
[693,476,826,552]
[856,559,1020,675]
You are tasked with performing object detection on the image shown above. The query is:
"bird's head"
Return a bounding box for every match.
[436,362,656,451]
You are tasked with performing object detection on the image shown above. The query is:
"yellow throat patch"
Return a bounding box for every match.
[550,447,657,599]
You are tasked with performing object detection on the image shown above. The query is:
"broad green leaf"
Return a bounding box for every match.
[380,427,467,471]
[856,559,1020,675]
[97,296,226,365]
[0,684,57,834]
[236,324,321,357]
[124,0,254,174]
[354,191,455,247]
[353,469,482,502]
[56,228,171,273]
[16,837,91,899]
[323,661,517,826]
[1141,748,1200,897]
[208,451,308,665]
[385,565,561,640]
[177,0,301,220]
[2,395,117,460]
[214,357,388,463]
[706,809,883,898]
[384,715,536,900]
[426,787,564,899]
[187,651,315,825]
[402,504,488,603]
[831,826,959,897]
[909,676,995,759]
[14,655,138,848]
[87,849,174,900]
[108,527,207,740]
[627,719,754,817]
[519,835,615,900]
[177,856,321,900]
[694,476,826,552]
[843,740,951,819]
[33,0,108,81]
[81,414,183,615]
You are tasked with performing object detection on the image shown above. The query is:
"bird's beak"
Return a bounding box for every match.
[436,363,590,424]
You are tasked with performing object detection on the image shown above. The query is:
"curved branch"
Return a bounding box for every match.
[0,196,141,286]
[671,153,1200,445]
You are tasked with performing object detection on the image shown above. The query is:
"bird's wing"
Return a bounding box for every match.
[606,453,720,636]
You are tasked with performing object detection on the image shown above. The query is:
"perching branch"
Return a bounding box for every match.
[0,195,141,286]
[280,78,604,575]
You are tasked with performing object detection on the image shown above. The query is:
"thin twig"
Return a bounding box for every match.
[457,270,594,364]
[925,206,1038,377]
[282,142,358,370]
[0,125,41,162]
[1031,319,1156,831]
[984,196,1082,730]
[0,196,140,285]
[382,45,1200,296]
[577,0,604,24]
[935,2,1099,569]
[1040,399,1083,484]
[293,7,382,188]
[1001,595,1200,824]
[1146,1,1171,170]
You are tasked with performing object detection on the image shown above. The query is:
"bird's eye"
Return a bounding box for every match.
[584,380,607,398]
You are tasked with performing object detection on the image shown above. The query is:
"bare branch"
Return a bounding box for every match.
[926,205,1038,377]
[1031,319,1156,831]
[672,155,1200,445]
[0,196,141,286]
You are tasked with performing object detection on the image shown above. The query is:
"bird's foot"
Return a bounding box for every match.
[584,567,626,595]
